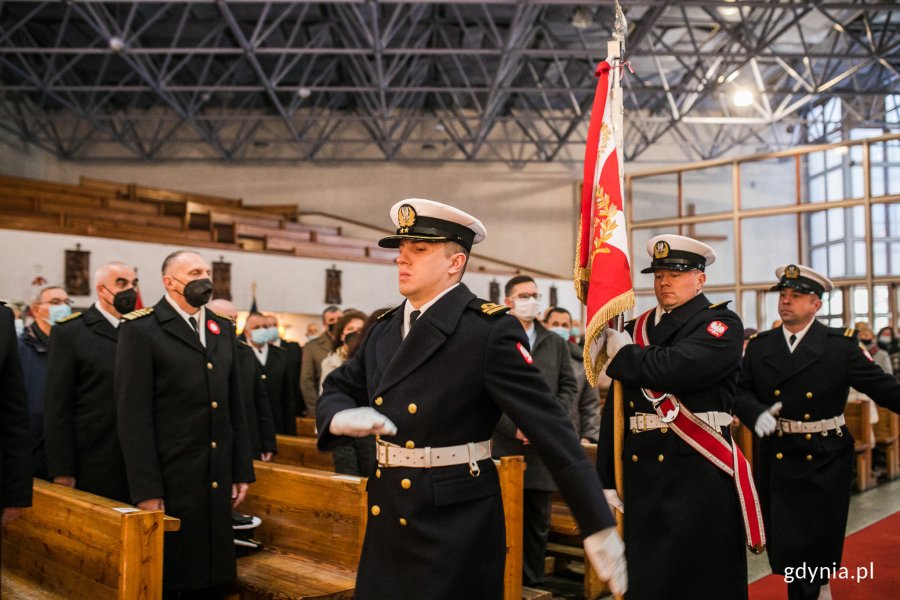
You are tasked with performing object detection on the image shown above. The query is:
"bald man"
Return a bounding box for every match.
[116,250,254,596]
[44,262,138,502]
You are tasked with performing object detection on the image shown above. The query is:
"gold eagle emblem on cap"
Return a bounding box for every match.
[398,204,416,234]
[653,240,670,259]
[785,264,800,279]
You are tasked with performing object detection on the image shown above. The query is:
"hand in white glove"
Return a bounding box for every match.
[604,328,633,361]
[603,489,624,514]
[330,407,398,437]
[584,526,627,596]
[753,402,783,437]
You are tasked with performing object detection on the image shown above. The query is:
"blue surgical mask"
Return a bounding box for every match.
[266,326,280,343]
[14,318,24,336]
[549,326,570,340]
[570,326,582,338]
[47,304,72,325]
[250,328,269,345]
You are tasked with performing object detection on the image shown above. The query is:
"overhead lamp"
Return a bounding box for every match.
[108,36,124,52]
[571,6,593,30]
[297,87,312,99]
[718,0,739,17]
[733,89,754,107]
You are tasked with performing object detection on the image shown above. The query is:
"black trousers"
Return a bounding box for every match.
[787,580,822,600]
[163,585,228,600]
[522,489,553,587]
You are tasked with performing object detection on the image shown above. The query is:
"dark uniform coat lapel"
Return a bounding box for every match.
[598,293,748,600]
[734,320,900,581]
[116,298,255,592]
[44,306,130,502]
[318,284,613,600]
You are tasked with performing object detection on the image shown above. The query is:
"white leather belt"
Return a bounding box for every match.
[630,411,733,432]
[777,414,845,435]
[375,439,492,476]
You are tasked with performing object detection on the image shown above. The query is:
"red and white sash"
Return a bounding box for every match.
[630,309,766,553]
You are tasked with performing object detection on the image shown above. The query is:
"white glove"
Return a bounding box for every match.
[583,526,627,596]
[753,402,783,437]
[604,328,633,361]
[603,489,624,514]
[329,407,398,437]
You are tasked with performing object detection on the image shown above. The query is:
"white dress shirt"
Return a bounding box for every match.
[782,318,815,353]
[402,283,460,339]
[95,303,121,329]
[165,294,206,347]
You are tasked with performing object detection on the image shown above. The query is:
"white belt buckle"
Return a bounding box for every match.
[467,442,480,478]
[659,398,680,424]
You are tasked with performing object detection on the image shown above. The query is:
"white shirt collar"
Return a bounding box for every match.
[654,305,670,326]
[252,341,269,365]
[782,318,815,353]
[403,283,460,339]
[165,294,206,347]
[94,303,121,329]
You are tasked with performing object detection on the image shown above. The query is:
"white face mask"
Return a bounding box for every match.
[511,297,541,322]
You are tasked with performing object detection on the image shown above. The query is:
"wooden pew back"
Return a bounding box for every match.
[274,434,335,470]
[1,479,174,600]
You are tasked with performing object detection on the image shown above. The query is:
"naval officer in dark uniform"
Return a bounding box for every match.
[734,264,900,600]
[316,198,626,600]
[116,250,255,597]
[44,261,138,502]
[597,234,749,600]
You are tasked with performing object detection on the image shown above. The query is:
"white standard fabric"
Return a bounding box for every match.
[329,407,398,437]
[583,526,628,595]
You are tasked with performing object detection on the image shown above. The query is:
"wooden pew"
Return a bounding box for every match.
[274,434,335,471]
[1,479,179,600]
[237,456,526,600]
[845,399,874,492]
[295,417,318,437]
[874,405,900,481]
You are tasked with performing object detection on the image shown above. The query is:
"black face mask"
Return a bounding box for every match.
[342,331,359,346]
[105,286,137,314]
[176,278,213,308]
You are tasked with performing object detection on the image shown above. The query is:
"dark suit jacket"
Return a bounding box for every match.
[44,305,130,502]
[0,304,31,509]
[317,284,612,600]
[116,298,254,591]
[236,342,277,456]
[278,339,303,416]
[256,344,296,435]
[492,320,578,490]
[734,321,900,575]
[598,293,747,600]
[17,323,48,479]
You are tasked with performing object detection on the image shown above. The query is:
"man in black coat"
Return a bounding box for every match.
[1,302,31,529]
[733,264,900,600]
[116,250,255,597]
[244,312,296,435]
[317,198,625,600]
[597,234,749,600]
[493,274,578,587]
[265,314,304,417]
[44,261,138,502]
[208,300,276,461]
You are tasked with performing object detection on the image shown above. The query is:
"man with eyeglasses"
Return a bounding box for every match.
[43,262,138,502]
[493,275,578,588]
[18,285,71,479]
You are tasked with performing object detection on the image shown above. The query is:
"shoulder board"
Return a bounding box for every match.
[749,329,772,341]
[708,301,731,309]
[56,311,83,324]
[122,307,154,321]
[830,326,857,338]
[467,299,510,317]
[376,306,401,321]
[206,308,223,320]
[747,333,758,341]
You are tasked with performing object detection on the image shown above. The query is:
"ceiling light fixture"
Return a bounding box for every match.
[733,89,754,107]
[571,6,593,30]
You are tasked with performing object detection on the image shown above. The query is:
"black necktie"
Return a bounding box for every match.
[409,310,421,326]
[188,316,199,335]
[789,334,797,347]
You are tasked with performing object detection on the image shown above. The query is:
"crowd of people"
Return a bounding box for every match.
[1,197,899,600]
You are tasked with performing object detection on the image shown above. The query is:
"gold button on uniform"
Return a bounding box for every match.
[776,453,783,460]
[628,401,634,409]
[803,413,811,420]
[371,505,381,516]
[211,401,218,409]
[407,403,417,414]
[806,455,813,462]
[405,441,415,449]
[211,481,219,489]
[773,389,781,397]
[660,427,669,434]
[805,434,812,440]
[375,397,383,406]
[207,362,213,370]
[806,392,813,399]
[399,518,408,526]
[211,441,217,449]
[777,431,783,437]
[401,479,411,489]
[657,454,665,463]
[631,455,638,462]
[375,469,382,478]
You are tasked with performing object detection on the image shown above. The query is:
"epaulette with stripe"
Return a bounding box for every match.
[122,307,154,321]
[708,301,732,309]
[376,306,401,321]
[829,326,856,338]
[468,300,510,317]
[56,311,83,324]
